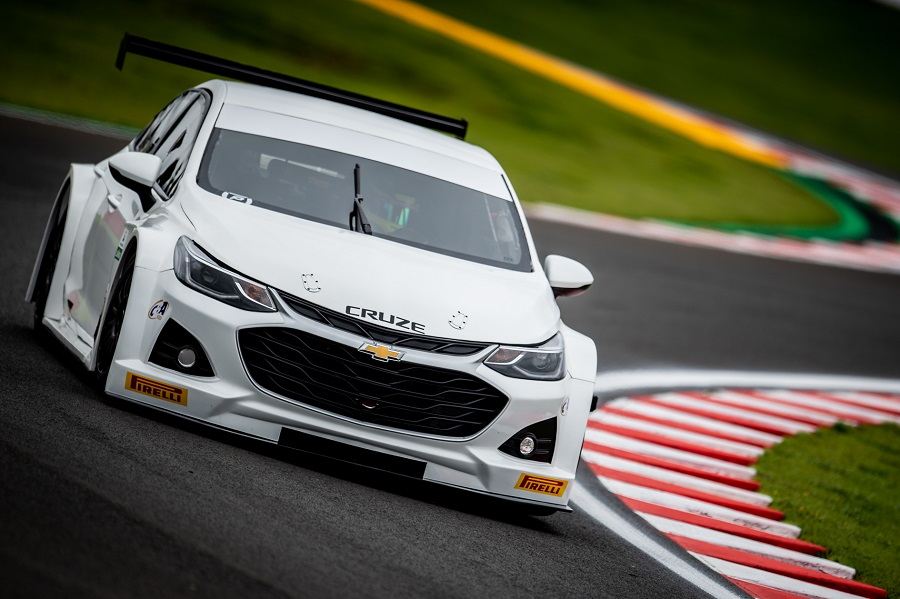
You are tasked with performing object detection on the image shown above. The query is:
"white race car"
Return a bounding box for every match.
[27,35,597,513]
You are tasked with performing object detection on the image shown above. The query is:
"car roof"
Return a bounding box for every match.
[212,80,504,173]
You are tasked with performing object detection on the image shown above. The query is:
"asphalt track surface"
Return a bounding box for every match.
[1,116,898,598]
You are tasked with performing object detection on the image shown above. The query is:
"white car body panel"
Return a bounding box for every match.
[29,77,597,512]
[182,191,560,345]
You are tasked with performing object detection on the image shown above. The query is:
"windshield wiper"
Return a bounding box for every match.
[349,163,372,235]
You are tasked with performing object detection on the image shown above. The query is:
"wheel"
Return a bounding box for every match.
[94,246,136,389]
[32,182,70,330]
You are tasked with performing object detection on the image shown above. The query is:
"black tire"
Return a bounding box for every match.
[32,181,70,330]
[94,246,136,390]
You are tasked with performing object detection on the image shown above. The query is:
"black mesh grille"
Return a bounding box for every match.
[239,327,508,437]
[279,291,490,356]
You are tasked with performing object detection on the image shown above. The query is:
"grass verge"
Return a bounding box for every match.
[416,0,900,175]
[755,423,900,597]
[0,0,838,227]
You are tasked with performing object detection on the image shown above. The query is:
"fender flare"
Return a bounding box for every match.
[25,164,97,305]
[90,237,139,372]
[561,322,598,385]
[87,216,192,371]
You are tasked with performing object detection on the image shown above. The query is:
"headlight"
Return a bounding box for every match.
[484,332,565,381]
[173,236,276,312]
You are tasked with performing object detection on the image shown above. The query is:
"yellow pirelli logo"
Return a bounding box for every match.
[514,473,569,497]
[125,372,187,406]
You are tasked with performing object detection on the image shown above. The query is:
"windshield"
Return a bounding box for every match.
[197,129,531,272]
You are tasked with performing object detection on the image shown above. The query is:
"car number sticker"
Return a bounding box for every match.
[114,231,127,261]
[514,473,568,497]
[125,372,187,406]
[222,191,252,204]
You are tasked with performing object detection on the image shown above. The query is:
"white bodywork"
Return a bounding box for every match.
[28,80,597,511]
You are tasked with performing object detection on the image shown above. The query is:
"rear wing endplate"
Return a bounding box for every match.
[116,33,468,139]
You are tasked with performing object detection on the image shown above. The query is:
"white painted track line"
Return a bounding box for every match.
[594,370,900,397]
[570,482,751,599]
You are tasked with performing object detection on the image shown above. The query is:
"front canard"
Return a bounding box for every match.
[514,473,568,497]
[125,372,187,406]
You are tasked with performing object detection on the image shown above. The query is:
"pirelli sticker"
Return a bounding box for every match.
[514,473,569,497]
[125,372,187,406]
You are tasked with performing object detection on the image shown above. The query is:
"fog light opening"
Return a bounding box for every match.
[519,435,536,457]
[498,417,557,463]
[177,347,197,368]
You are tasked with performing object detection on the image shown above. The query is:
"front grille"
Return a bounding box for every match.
[239,327,508,438]
[279,291,490,356]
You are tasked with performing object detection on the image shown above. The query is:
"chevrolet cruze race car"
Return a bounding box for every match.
[26,36,597,513]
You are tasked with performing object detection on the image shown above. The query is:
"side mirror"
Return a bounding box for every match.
[544,255,593,298]
[108,152,162,191]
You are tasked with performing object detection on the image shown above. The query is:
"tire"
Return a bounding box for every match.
[94,245,136,390]
[32,182,69,330]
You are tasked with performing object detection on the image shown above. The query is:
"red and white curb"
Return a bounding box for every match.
[523,72,900,276]
[580,387,897,599]
[527,203,900,275]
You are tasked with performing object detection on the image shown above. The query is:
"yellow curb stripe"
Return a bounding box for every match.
[354,0,788,168]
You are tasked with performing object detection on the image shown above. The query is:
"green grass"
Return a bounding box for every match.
[418,0,900,175]
[0,0,839,227]
[755,423,900,597]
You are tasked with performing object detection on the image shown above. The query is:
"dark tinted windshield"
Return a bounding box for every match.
[198,129,530,271]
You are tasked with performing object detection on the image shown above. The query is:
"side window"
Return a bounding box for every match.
[154,92,210,198]
[132,93,193,154]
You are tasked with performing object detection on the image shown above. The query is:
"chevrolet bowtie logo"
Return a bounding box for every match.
[358,342,404,362]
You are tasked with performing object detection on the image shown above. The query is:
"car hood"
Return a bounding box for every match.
[181,194,559,344]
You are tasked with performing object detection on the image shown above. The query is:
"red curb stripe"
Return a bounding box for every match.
[726,577,811,599]
[682,392,830,427]
[742,391,881,425]
[637,396,796,436]
[582,441,761,491]
[588,463,783,519]
[600,405,775,448]
[670,535,887,599]
[618,497,825,555]
[809,392,900,417]
[713,391,839,427]
[862,391,900,402]
[586,421,758,465]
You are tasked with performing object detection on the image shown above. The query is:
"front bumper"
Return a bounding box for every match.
[106,267,594,509]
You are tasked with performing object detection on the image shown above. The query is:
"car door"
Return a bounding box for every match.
[62,92,200,342]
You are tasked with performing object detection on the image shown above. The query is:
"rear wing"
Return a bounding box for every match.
[116,33,468,139]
